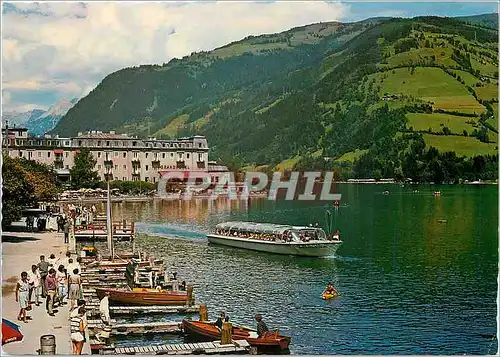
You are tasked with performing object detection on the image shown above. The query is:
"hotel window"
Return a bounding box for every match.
[198,153,203,161]
[133,152,138,158]
[65,141,70,146]
[47,152,51,158]
[123,152,126,158]
[115,152,118,157]
[123,177,126,181]
[145,177,149,182]
[123,165,126,170]
[145,153,148,158]
[170,153,174,157]
[38,152,42,157]
[145,165,149,171]
[98,164,102,169]
[198,143,202,148]
[114,165,118,170]
[66,152,69,158]
[98,152,101,158]
[106,141,110,147]
[132,141,137,147]
[78,140,82,146]
[187,153,190,159]
[97,141,101,146]
[19,151,23,157]
[162,153,165,159]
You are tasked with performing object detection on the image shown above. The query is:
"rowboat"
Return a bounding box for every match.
[96,287,189,306]
[182,320,291,351]
[321,291,339,300]
[207,222,341,257]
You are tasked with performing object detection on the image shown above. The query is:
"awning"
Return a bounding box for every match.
[53,149,64,154]
[159,171,209,179]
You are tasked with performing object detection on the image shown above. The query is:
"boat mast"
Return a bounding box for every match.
[105,161,114,258]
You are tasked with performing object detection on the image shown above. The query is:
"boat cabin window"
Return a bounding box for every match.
[214,224,327,243]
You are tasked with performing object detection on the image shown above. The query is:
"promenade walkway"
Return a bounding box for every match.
[2,229,89,355]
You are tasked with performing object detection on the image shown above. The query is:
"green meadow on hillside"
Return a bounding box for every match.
[423,134,497,157]
[406,113,477,134]
[374,67,485,114]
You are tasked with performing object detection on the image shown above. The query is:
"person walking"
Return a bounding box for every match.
[63,220,70,244]
[37,255,49,298]
[70,307,87,355]
[45,269,57,316]
[16,272,30,323]
[56,265,68,306]
[28,265,41,306]
[68,269,82,311]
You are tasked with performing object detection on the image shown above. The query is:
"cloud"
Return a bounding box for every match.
[2,1,349,112]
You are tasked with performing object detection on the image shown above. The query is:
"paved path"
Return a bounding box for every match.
[2,230,89,355]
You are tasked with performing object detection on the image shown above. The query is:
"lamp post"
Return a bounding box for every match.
[104,160,114,258]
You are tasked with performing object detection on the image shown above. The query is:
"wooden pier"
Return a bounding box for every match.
[88,320,182,336]
[75,220,135,241]
[86,304,200,316]
[79,250,247,355]
[113,340,250,355]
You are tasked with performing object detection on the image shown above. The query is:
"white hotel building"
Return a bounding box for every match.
[2,127,228,183]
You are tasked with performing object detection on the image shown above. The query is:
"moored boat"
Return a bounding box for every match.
[182,320,291,351]
[207,221,341,257]
[96,287,189,306]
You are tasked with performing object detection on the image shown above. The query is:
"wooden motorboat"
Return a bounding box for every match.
[181,320,291,351]
[96,287,189,306]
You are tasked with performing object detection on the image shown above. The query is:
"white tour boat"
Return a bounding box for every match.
[206,221,341,257]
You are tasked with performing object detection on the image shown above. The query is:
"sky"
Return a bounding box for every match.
[2,1,498,113]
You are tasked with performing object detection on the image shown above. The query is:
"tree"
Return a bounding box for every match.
[70,148,100,189]
[2,155,33,228]
[2,155,60,228]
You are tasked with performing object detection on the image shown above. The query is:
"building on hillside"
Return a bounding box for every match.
[1,127,228,184]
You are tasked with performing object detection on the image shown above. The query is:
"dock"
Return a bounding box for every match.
[113,340,250,355]
[78,250,250,355]
[88,320,182,336]
[86,304,200,316]
[75,220,135,241]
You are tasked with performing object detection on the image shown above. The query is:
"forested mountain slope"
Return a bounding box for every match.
[53,14,499,182]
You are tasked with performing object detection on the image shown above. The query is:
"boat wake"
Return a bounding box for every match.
[328,255,362,262]
[135,222,207,241]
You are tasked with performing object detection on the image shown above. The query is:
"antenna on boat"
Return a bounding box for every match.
[105,164,114,259]
[325,210,332,237]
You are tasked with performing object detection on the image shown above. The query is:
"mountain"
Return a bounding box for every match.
[4,99,77,136]
[3,109,45,128]
[26,98,78,136]
[53,14,498,182]
[456,13,498,30]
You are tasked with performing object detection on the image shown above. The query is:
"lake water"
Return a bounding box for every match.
[95,184,498,354]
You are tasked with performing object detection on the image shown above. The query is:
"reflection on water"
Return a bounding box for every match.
[90,185,497,355]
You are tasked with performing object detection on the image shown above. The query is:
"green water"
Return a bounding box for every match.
[101,184,498,354]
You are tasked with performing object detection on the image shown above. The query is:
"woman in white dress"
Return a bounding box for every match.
[16,272,30,323]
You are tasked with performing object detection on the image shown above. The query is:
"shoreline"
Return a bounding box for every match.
[1,228,89,355]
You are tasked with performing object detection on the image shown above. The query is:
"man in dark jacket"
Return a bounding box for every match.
[214,311,229,329]
[255,314,269,338]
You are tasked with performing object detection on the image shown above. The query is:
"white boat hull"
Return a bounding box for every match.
[206,234,341,257]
